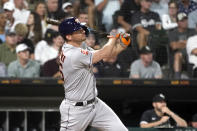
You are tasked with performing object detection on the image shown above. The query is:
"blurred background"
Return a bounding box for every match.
[1,0,197,130]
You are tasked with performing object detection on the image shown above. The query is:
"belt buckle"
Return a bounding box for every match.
[83,101,87,106]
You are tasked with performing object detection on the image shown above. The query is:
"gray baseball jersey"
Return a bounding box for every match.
[60,43,98,101]
[59,43,128,131]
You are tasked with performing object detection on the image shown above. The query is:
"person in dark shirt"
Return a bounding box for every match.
[116,0,141,32]
[41,57,60,78]
[96,56,122,78]
[191,113,197,128]
[132,0,162,50]
[140,93,187,128]
[168,12,196,79]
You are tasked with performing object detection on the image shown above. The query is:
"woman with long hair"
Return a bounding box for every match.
[35,2,48,37]
[27,11,42,45]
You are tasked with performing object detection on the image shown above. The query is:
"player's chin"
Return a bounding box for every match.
[82,35,86,40]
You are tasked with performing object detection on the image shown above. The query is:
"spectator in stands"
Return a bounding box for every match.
[14,23,34,59]
[35,2,47,37]
[178,0,197,15]
[46,0,64,20]
[140,93,187,128]
[0,31,17,66]
[186,34,197,78]
[41,48,61,78]
[168,12,196,79]
[129,46,162,79]
[191,113,197,128]
[8,43,40,78]
[161,1,178,31]
[41,56,60,78]
[96,56,123,77]
[116,0,140,32]
[132,0,162,49]
[188,9,197,30]
[13,0,30,24]
[0,9,6,44]
[0,62,7,77]
[3,2,15,33]
[35,30,64,65]
[62,2,75,17]
[85,31,100,49]
[150,0,168,19]
[77,10,89,25]
[95,0,122,32]
[80,0,95,29]
[27,11,42,45]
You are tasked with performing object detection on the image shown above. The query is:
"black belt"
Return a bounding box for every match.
[75,98,95,106]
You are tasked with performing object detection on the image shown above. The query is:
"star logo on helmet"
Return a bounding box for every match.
[75,18,80,23]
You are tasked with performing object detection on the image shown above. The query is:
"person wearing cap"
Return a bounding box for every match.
[7,43,40,78]
[140,93,187,128]
[3,1,15,32]
[129,45,162,79]
[168,12,196,79]
[132,0,162,50]
[0,31,17,66]
[58,17,130,131]
[191,113,197,128]
[14,23,35,59]
[62,2,74,16]
[0,9,6,44]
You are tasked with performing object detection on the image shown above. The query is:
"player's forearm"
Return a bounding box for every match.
[140,121,163,128]
[110,42,126,57]
[169,112,187,127]
[92,38,116,64]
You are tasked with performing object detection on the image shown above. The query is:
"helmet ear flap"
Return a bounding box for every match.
[81,25,89,36]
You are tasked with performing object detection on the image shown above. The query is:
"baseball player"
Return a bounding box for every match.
[58,17,131,131]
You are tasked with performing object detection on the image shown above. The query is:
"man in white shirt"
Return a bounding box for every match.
[186,34,197,77]
[13,0,30,24]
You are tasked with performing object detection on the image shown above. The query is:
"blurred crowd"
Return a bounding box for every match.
[0,0,197,79]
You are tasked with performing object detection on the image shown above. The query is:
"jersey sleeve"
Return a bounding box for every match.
[72,48,93,69]
[140,110,150,125]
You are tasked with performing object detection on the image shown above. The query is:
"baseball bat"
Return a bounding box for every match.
[46,18,130,39]
[46,18,110,37]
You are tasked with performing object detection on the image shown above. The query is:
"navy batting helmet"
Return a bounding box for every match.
[59,17,89,37]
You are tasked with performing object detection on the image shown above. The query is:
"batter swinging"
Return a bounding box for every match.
[58,17,131,131]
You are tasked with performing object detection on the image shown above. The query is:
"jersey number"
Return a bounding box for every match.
[59,52,66,80]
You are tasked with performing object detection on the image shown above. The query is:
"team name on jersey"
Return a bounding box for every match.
[81,49,89,55]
